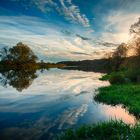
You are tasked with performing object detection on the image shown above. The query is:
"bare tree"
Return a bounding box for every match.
[130,18,140,56]
[113,43,128,58]
[130,18,140,36]
[135,38,140,56]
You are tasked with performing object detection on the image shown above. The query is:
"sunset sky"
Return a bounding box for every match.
[0,0,139,61]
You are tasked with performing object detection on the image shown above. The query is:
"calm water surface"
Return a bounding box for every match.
[0,69,136,140]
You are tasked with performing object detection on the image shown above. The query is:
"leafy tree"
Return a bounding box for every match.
[0,42,38,63]
[0,47,11,61]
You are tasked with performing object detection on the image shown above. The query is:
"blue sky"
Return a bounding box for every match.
[0,0,140,61]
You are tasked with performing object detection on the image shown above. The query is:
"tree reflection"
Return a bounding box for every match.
[0,69,38,92]
[0,42,64,91]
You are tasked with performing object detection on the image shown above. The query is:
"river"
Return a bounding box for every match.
[0,69,136,140]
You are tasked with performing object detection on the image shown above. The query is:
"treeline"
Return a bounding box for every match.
[0,42,64,72]
[58,59,109,73]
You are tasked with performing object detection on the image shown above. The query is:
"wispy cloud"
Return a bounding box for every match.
[0,16,107,61]
[58,0,90,27]
[102,11,139,43]
[16,0,90,28]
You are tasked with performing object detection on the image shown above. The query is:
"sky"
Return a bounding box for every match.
[0,0,140,62]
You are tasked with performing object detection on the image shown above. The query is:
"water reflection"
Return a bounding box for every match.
[0,69,38,92]
[0,69,137,140]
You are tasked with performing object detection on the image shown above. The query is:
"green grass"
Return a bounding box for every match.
[99,73,111,81]
[99,69,127,81]
[100,69,140,84]
[99,71,128,84]
[55,120,140,140]
[95,84,140,117]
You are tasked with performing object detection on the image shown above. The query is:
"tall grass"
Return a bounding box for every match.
[55,120,140,140]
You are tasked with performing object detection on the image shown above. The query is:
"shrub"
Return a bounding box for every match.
[109,73,126,84]
[99,73,111,81]
[126,69,140,82]
[100,71,127,84]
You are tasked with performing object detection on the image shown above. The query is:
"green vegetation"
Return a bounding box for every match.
[100,68,140,84]
[96,68,140,117]
[99,71,127,84]
[0,42,38,64]
[55,121,140,140]
[0,42,65,72]
[95,84,140,117]
[0,42,65,91]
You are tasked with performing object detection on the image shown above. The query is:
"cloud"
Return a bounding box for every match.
[58,0,90,27]
[76,34,91,40]
[0,16,107,61]
[17,0,90,28]
[0,15,119,61]
[32,0,59,12]
[102,11,140,43]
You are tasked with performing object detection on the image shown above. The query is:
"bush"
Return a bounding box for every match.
[99,74,111,81]
[126,69,140,82]
[109,73,126,84]
[100,71,127,84]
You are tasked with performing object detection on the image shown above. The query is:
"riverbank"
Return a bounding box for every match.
[56,69,140,139]
[95,84,140,118]
[55,81,140,140]
[55,120,140,140]
[95,69,140,117]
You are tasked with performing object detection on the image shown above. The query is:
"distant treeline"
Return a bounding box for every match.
[58,55,140,73]
[58,34,140,73]
[57,59,109,73]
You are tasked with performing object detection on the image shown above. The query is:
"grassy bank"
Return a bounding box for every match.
[55,121,140,140]
[95,84,140,117]
[57,70,140,139]
[96,69,140,117]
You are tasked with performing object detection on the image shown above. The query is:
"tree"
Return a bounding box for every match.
[0,42,38,63]
[130,18,140,36]
[0,47,11,61]
[135,38,140,56]
[113,43,128,58]
[130,18,140,56]
[9,42,38,63]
